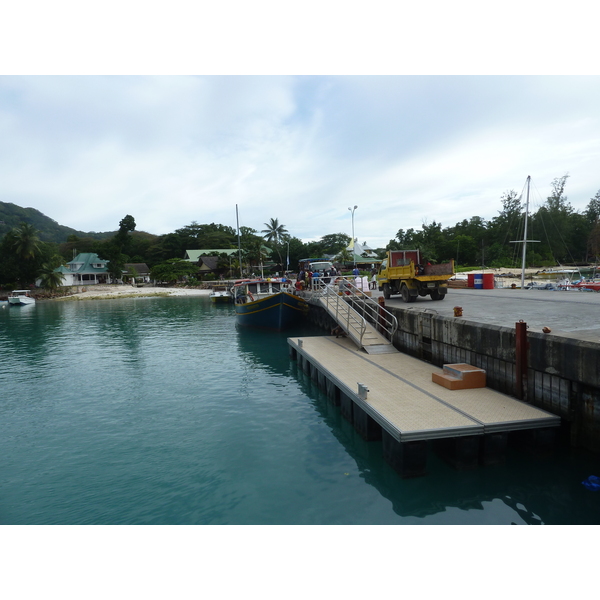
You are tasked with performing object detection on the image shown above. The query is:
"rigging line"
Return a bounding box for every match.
[532,201,579,267]
[530,178,579,264]
[504,179,530,267]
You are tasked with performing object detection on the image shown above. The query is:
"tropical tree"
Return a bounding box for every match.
[585,190,600,224]
[244,238,269,273]
[115,214,136,255]
[0,223,48,286]
[262,218,288,268]
[532,174,578,263]
[12,222,42,260]
[150,258,199,284]
[262,217,288,244]
[334,248,352,265]
[38,263,65,291]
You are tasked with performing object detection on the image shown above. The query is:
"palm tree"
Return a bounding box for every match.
[262,218,288,270]
[12,222,41,260]
[262,218,288,244]
[38,263,65,291]
[334,248,352,266]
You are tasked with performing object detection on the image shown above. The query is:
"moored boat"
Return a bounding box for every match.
[573,279,600,292]
[232,279,308,330]
[209,285,232,303]
[8,290,36,306]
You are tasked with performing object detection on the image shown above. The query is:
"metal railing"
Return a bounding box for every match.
[306,277,398,346]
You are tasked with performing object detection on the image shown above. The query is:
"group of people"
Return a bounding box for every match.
[296,265,340,290]
[294,264,382,294]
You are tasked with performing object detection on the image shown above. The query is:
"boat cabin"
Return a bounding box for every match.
[233,279,293,304]
[10,290,32,298]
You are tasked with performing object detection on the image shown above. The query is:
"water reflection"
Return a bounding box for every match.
[292,364,598,525]
[2,296,598,524]
[235,321,322,375]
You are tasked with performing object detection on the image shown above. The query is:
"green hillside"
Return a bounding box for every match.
[0,201,114,243]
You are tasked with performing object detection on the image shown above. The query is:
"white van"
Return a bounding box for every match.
[307,261,333,272]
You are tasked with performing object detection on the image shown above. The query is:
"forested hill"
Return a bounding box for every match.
[0,201,114,243]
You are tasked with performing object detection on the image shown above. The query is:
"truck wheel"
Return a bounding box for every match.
[401,285,410,303]
[430,290,442,300]
[383,284,391,299]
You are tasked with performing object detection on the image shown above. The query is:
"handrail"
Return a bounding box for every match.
[321,283,367,347]
[308,277,398,345]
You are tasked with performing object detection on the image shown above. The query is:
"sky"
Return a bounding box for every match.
[1,5,599,253]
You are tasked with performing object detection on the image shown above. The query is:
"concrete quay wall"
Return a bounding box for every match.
[387,307,600,453]
[305,302,600,452]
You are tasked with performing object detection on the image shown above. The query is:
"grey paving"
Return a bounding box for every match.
[380,287,600,342]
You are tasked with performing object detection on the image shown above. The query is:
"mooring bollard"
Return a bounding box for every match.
[453,306,463,317]
[357,383,369,400]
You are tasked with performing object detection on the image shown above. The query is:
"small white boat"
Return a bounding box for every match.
[8,290,36,306]
[209,285,232,304]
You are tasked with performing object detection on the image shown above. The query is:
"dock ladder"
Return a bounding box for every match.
[311,279,399,354]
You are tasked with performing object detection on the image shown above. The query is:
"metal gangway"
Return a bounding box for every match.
[304,277,399,354]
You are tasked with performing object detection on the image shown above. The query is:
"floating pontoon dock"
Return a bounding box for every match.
[288,335,560,477]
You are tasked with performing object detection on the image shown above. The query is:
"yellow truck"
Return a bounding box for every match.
[377,250,454,302]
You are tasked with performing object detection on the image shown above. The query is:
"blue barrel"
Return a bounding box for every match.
[474,274,483,289]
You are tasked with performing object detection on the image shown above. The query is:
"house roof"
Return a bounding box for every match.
[198,256,219,271]
[62,253,109,275]
[185,249,238,262]
[347,240,378,258]
[123,263,150,275]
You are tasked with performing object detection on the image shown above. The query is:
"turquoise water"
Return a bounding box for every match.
[1,296,599,525]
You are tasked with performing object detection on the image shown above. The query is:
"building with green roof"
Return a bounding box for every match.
[54,253,112,286]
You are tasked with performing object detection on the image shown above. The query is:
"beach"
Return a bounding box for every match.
[55,284,212,300]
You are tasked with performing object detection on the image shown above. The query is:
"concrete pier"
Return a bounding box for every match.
[288,335,560,477]
[305,286,600,453]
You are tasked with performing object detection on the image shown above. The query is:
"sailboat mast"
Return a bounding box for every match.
[236,204,243,278]
[520,175,531,289]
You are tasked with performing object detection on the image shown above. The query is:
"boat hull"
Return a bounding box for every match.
[210,293,232,304]
[8,297,35,306]
[235,291,307,330]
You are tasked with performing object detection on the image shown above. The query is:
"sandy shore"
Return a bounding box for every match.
[56,285,212,300]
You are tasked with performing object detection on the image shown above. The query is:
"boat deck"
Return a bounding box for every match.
[288,335,560,442]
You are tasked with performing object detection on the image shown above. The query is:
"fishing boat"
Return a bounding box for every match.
[209,284,232,303]
[232,279,308,330]
[8,290,36,305]
[536,268,579,276]
[573,279,600,292]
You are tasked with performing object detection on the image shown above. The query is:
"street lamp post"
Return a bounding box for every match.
[348,205,358,268]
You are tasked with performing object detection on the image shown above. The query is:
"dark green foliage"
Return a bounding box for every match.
[3,174,600,285]
[150,258,199,284]
[304,232,351,258]
[0,222,61,287]
[0,201,113,243]
[386,177,600,268]
[261,218,289,269]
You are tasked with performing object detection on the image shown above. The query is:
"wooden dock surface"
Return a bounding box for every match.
[289,336,560,442]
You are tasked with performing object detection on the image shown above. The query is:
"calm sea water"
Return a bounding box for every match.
[1,296,599,525]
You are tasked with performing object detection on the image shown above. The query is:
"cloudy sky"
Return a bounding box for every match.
[2,7,599,250]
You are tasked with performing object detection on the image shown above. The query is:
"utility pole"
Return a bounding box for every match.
[348,205,358,268]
